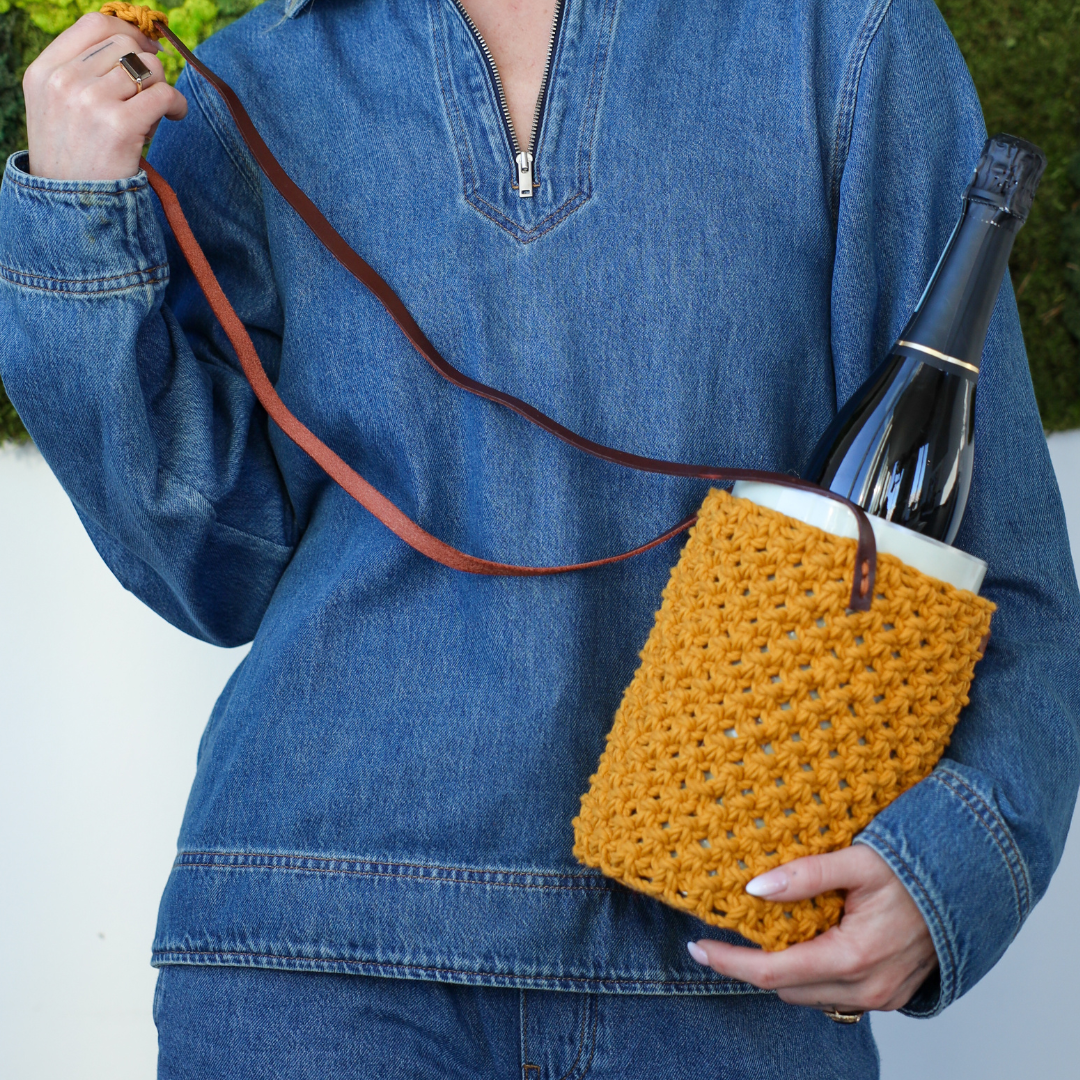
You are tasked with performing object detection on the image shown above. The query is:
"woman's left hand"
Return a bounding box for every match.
[687,845,937,1013]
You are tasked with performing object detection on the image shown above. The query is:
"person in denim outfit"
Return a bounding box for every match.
[4,1,1079,1076]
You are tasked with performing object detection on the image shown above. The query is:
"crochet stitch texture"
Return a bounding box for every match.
[573,489,995,950]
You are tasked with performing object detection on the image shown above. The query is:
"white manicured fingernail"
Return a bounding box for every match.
[687,941,709,965]
[746,869,788,897]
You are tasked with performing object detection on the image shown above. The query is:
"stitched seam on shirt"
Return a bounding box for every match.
[573,999,600,1080]
[828,0,895,223]
[430,0,479,194]
[933,769,1031,922]
[177,849,604,879]
[579,0,618,196]
[521,989,530,1073]
[0,261,168,287]
[935,768,1030,888]
[152,949,758,990]
[175,849,614,885]
[176,862,616,893]
[184,67,264,201]
[557,993,590,1080]
[2,171,146,197]
[466,191,588,242]
[0,267,168,295]
[459,149,585,241]
[855,830,958,1006]
[469,188,583,233]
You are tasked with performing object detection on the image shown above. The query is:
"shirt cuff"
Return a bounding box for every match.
[0,152,168,295]
[854,761,1033,1017]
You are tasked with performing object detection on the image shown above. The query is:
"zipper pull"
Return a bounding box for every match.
[516,151,534,198]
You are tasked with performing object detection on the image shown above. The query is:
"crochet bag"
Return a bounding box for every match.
[104,4,995,951]
[572,489,992,949]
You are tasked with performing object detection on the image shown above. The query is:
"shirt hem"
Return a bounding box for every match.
[150,948,771,996]
[153,848,768,996]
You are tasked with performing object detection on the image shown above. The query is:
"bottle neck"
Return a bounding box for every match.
[897,201,1021,376]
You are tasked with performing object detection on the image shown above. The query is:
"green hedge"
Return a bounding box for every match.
[939,1,1080,431]
[1,0,1078,444]
[0,5,48,442]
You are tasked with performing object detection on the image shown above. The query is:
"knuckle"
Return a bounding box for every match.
[89,103,125,141]
[57,61,83,89]
[43,65,79,102]
[836,941,870,978]
[73,81,106,114]
[754,969,780,991]
[168,90,190,119]
[101,104,134,136]
[22,59,44,94]
[861,983,895,1012]
[79,12,110,31]
[43,65,66,94]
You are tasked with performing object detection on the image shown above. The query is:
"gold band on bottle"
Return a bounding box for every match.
[896,340,980,376]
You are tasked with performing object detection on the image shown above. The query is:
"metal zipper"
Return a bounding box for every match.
[451,0,565,198]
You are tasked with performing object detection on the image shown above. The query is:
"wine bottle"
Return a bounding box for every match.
[803,134,1045,544]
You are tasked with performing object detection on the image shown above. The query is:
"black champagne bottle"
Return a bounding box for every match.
[803,134,1045,544]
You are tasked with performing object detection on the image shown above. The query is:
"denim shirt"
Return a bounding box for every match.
[2,0,1078,1016]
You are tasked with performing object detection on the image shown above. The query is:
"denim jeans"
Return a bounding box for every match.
[154,966,879,1079]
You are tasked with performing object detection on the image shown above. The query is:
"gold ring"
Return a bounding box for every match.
[823,1008,864,1024]
[116,52,153,93]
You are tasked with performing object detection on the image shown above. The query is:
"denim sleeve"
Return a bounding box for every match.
[828,0,1080,1015]
[0,67,296,647]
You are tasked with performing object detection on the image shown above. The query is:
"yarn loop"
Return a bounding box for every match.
[100,2,168,41]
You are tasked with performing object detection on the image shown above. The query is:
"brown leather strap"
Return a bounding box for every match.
[145,161,701,576]
[144,25,877,608]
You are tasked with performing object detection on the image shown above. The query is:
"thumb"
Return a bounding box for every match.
[743,845,888,902]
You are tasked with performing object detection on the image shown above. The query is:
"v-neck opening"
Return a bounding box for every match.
[430,0,619,243]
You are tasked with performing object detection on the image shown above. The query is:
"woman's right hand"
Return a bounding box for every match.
[23,12,188,181]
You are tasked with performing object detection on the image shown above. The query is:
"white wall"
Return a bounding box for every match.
[1,435,1078,1078]
[0,443,245,1078]
[873,428,1080,1077]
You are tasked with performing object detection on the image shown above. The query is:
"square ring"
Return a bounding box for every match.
[117,52,153,91]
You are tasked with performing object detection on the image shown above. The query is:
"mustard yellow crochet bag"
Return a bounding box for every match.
[573,489,994,951]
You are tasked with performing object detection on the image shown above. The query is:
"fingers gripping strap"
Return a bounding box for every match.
[119,7,876,604]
